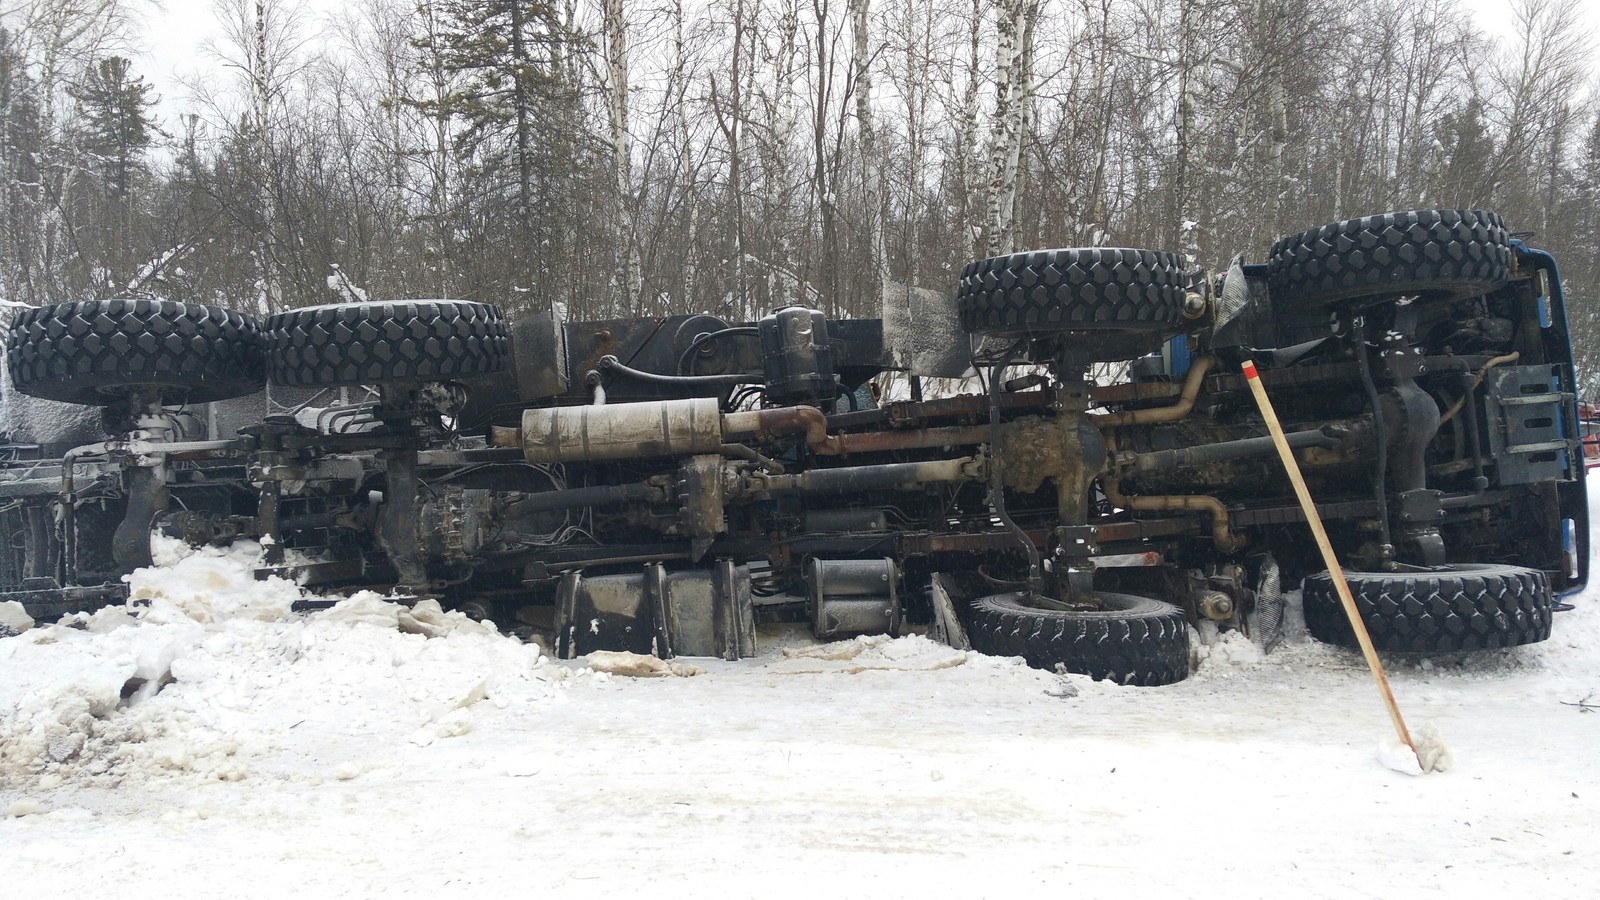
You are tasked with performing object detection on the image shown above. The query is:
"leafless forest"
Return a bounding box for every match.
[1,0,1597,384]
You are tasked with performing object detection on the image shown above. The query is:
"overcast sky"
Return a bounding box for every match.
[126,0,1597,128]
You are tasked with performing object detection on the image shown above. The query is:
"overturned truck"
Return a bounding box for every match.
[0,209,1588,683]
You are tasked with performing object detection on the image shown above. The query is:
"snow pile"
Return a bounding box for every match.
[1190,620,1266,671]
[0,600,32,636]
[0,537,562,788]
[768,633,969,674]
[1377,722,1454,775]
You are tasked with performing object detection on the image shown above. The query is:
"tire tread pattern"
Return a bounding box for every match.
[265,300,507,387]
[956,247,1186,337]
[967,591,1190,686]
[1302,564,1552,653]
[1267,209,1511,307]
[6,299,265,405]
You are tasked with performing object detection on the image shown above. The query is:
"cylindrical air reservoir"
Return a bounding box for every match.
[517,397,722,463]
[807,557,900,639]
[759,306,835,406]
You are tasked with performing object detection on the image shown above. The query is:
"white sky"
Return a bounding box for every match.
[126,0,1597,127]
[131,0,337,122]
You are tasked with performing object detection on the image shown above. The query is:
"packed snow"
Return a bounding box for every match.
[3,498,1599,896]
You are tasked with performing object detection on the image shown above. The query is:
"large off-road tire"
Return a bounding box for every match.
[957,248,1187,350]
[1302,564,1551,653]
[264,300,507,387]
[6,300,265,405]
[1267,209,1511,309]
[968,591,1190,685]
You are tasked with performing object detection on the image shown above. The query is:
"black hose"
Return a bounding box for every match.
[676,327,760,374]
[598,354,763,387]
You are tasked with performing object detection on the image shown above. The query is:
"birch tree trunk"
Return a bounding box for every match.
[983,0,1017,258]
[602,0,642,310]
[850,0,883,308]
[984,0,1035,258]
[671,0,699,309]
[250,0,282,314]
[957,0,984,260]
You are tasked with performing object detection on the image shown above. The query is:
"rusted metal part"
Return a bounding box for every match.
[747,456,982,496]
[1094,355,1216,427]
[832,424,989,455]
[574,326,623,379]
[825,390,1053,431]
[723,406,840,454]
[1063,517,1197,542]
[998,413,1106,527]
[679,454,725,561]
[1101,431,1246,554]
[1086,380,1184,406]
[901,529,1049,553]
[725,405,989,456]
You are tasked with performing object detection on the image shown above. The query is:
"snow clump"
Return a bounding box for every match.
[0,536,561,788]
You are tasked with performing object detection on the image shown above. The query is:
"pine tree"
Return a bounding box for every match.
[0,27,44,302]
[409,0,588,311]
[67,55,158,289]
[69,56,157,201]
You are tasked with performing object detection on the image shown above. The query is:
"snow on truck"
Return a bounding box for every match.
[0,208,1588,683]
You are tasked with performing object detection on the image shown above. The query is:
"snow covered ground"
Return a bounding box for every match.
[3,498,1599,897]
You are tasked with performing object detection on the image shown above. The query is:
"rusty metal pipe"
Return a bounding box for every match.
[722,406,840,454]
[1094,355,1216,427]
[1101,432,1245,553]
[833,425,990,455]
[723,406,989,456]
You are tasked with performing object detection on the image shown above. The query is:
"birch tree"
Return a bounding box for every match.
[849,0,883,307]
[601,0,641,308]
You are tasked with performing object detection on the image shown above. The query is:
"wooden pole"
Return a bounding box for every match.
[1241,360,1416,754]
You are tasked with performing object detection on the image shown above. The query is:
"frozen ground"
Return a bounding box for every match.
[3,501,1598,898]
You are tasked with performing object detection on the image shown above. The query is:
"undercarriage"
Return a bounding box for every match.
[2,209,1588,683]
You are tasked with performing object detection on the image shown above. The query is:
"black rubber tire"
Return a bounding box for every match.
[957,247,1187,342]
[1302,564,1552,653]
[264,300,507,387]
[1267,209,1511,308]
[5,300,265,405]
[968,591,1190,686]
